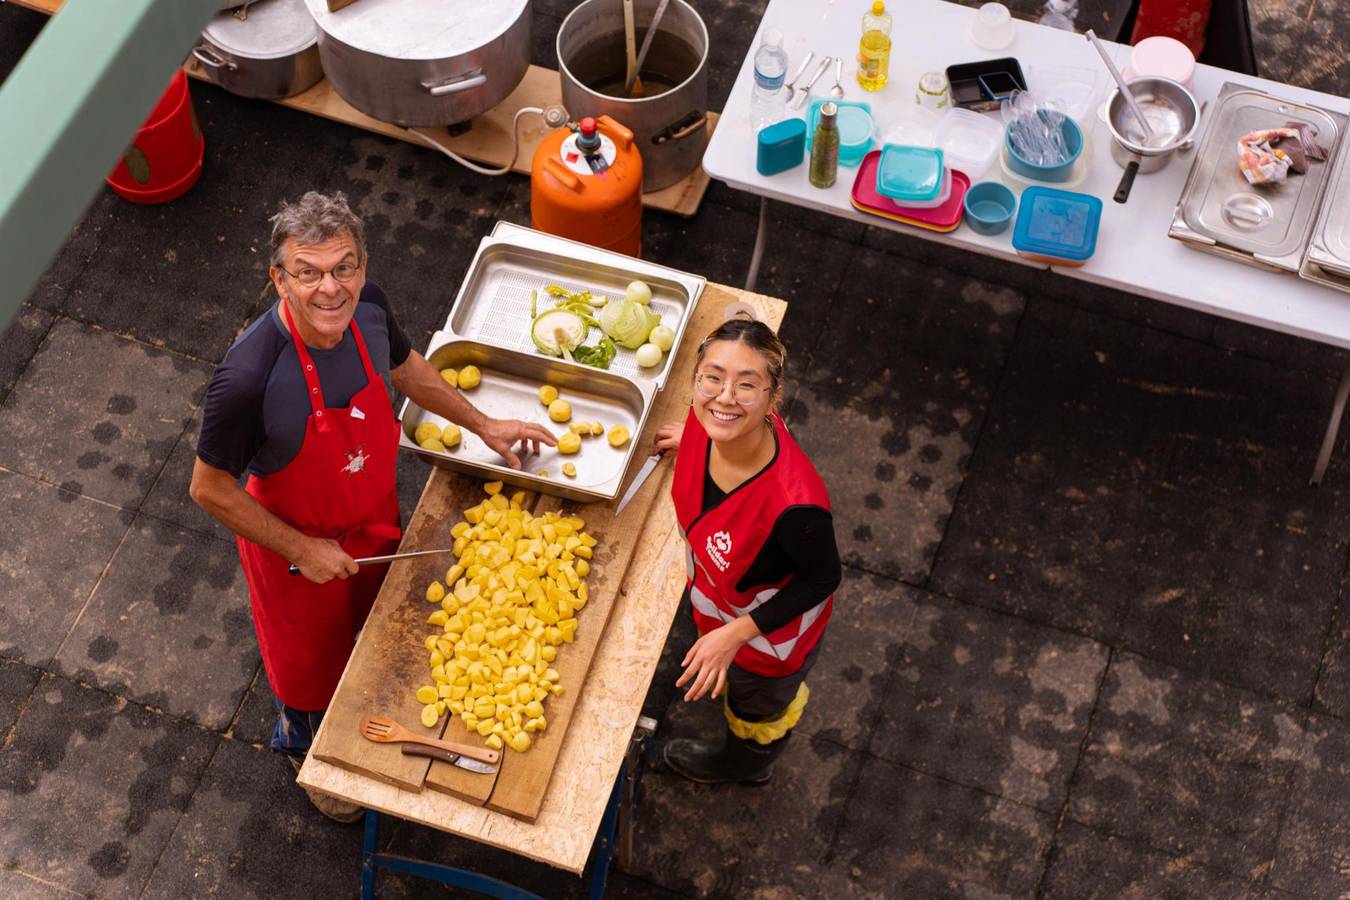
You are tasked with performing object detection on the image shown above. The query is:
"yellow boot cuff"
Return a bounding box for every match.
[724,683,810,745]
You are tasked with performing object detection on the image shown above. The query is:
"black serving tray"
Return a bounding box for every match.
[945,58,1027,112]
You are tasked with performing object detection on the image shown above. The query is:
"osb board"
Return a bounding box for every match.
[308,470,521,791]
[300,283,786,872]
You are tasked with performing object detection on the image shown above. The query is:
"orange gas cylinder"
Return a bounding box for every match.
[530,115,643,257]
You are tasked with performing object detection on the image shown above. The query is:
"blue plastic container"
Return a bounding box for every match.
[876,144,945,203]
[1004,113,1084,183]
[1011,186,1102,266]
[806,99,874,168]
[963,181,1016,235]
[757,118,807,176]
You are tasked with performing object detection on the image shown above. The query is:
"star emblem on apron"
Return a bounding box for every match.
[342,444,369,476]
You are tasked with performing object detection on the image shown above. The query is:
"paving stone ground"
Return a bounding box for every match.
[3,0,1350,896]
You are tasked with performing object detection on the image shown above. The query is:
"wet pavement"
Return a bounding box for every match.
[2,0,1350,896]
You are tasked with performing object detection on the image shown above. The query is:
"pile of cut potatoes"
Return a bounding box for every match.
[536,383,630,480]
[414,480,598,753]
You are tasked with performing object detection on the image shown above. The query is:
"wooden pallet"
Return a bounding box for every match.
[12,0,715,217]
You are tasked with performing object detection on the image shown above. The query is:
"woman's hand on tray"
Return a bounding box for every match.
[653,420,683,454]
[477,418,557,470]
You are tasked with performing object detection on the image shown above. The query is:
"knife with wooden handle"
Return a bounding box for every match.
[401,744,498,775]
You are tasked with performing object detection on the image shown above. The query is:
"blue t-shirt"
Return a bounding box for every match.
[197,283,412,478]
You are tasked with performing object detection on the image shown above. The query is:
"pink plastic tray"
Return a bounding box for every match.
[850,150,970,232]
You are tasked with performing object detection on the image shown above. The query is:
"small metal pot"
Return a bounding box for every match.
[304,0,531,128]
[558,0,709,192]
[1105,76,1199,203]
[194,0,323,100]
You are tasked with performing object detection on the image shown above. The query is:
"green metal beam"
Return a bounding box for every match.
[0,0,220,326]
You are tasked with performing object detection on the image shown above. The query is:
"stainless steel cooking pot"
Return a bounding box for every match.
[558,0,709,192]
[194,0,323,101]
[303,0,531,128]
[1106,77,1199,203]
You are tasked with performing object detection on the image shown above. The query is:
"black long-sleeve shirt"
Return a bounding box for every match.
[697,455,842,635]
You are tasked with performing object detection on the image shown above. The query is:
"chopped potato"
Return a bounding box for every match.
[442,424,462,448]
[557,432,581,455]
[562,463,577,478]
[607,425,630,448]
[411,481,599,752]
[538,384,559,406]
[458,365,482,390]
[414,422,442,445]
[439,367,459,388]
[548,399,572,423]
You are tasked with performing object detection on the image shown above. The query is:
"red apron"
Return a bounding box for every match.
[236,302,402,711]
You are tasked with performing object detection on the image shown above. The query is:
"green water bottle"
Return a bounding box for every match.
[809,101,840,189]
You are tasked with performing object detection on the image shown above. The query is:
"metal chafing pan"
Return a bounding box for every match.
[446,222,705,391]
[398,335,655,504]
[1170,82,1345,274]
[1303,128,1350,287]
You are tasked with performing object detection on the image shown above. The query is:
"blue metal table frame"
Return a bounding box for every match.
[359,719,654,899]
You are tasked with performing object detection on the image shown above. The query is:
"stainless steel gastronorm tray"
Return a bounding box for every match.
[444,222,705,391]
[1170,82,1345,273]
[398,335,655,504]
[1304,126,1350,287]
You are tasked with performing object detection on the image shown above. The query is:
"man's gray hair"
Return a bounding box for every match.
[269,191,366,267]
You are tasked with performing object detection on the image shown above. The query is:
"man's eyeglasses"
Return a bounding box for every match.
[694,371,770,406]
[280,260,361,288]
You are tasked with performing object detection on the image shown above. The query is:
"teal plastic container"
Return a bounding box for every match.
[1011,186,1102,265]
[806,99,874,168]
[757,118,807,176]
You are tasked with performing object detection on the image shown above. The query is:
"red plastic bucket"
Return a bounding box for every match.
[106,69,204,204]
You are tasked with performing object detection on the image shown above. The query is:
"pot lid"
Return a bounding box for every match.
[203,0,319,59]
[303,0,529,61]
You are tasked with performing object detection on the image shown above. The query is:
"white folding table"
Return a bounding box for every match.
[703,0,1350,481]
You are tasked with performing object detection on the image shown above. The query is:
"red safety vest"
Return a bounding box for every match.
[235,302,402,710]
[672,409,833,678]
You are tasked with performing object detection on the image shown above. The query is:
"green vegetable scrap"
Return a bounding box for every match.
[572,336,617,369]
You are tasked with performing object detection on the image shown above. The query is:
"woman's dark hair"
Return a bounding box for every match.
[694,314,787,399]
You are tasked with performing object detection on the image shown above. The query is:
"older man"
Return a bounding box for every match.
[190,191,554,821]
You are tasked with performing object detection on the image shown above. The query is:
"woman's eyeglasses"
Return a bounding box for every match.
[694,371,770,406]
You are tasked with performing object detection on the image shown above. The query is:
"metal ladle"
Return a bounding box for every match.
[1085,28,1156,146]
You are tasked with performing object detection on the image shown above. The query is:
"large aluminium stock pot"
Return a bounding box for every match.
[303,0,532,127]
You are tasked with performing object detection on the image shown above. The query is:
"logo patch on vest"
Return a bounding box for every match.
[706,530,732,572]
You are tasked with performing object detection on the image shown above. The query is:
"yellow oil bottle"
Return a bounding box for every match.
[856,0,893,91]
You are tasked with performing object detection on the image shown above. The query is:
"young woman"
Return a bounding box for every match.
[653,315,842,784]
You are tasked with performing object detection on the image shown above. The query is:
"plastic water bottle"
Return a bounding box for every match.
[1039,0,1078,31]
[749,28,788,132]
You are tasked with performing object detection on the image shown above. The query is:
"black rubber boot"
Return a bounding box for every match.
[662,730,791,785]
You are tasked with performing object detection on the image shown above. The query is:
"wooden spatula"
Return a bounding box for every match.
[327,0,358,11]
[360,716,501,765]
[622,0,642,96]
